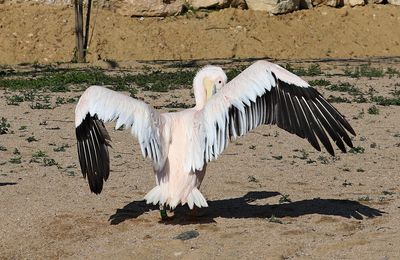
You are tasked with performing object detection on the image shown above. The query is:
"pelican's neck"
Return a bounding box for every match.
[193,73,207,110]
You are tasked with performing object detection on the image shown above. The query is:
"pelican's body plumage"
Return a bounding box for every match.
[75,61,355,212]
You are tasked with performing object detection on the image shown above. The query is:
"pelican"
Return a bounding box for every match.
[75,60,355,218]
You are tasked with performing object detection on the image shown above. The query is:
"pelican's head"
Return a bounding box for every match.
[193,65,227,109]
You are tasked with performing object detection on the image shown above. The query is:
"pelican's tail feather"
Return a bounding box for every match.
[186,187,208,209]
[144,186,208,210]
[144,186,162,205]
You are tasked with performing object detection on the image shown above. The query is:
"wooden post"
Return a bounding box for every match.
[83,0,92,61]
[74,0,85,62]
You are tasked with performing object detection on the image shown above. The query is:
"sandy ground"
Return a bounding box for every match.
[1,4,400,65]
[0,59,400,259]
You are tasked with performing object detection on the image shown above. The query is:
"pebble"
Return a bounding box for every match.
[174,230,199,240]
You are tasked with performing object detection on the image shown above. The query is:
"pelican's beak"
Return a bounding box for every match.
[204,77,216,99]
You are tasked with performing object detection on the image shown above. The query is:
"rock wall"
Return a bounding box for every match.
[0,0,399,15]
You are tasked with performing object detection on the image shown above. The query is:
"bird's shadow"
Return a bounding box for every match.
[109,191,384,225]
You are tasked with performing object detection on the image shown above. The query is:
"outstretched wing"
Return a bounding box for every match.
[198,60,355,167]
[75,86,164,194]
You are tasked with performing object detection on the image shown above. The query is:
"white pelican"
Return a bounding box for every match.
[75,60,355,218]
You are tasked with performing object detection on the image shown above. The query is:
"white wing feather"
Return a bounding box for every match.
[189,60,354,172]
[75,85,164,167]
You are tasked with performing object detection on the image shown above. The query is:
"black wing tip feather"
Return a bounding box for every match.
[259,72,356,156]
[76,113,111,194]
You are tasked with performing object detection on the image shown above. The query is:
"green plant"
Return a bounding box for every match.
[358,196,371,202]
[6,94,24,105]
[386,67,400,78]
[32,150,47,158]
[53,144,70,152]
[326,96,351,103]
[268,214,283,224]
[248,175,259,183]
[326,82,361,96]
[248,145,256,150]
[309,79,331,86]
[371,96,400,106]
[368,105,379,115]
[26,136,38,142]
[9,156,22,164]
[0,117,11,134]
[55,97,76,105]
[43,158,58,167]
[317,155,329,164]
[349,146,365,154]
[344,64,384,78]
[297,149,309,160]
[283,63,322,76]
[279,194,292,204]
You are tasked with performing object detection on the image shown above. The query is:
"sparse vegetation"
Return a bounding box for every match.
[32,150,47,158]
[368,105,379,115]
[358,196,371,202]
[268,214,283,224]
[371,96,400,106]
[6,94,24,105]
[9,156,21,164]
[386,67,400,78]
[43,158,58,167]
[296,149,309,160]
[279,194,292,204]
[284,63,322,76]
[349,146,365,154]
[0,68,196,93]
[309,79,331,86]
[326,82,361,96]
[317,155,329,164]
[26,136,38,142]
[344,64,384,78]
[326,95,351,103]
[55,97,77,105]
[53,144,70,152]
[248,175,259,183]
[163,101,192,109]
[248,145,256,150]
[0,117,11,134]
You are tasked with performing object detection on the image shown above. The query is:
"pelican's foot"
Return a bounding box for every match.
[159,204,169,221]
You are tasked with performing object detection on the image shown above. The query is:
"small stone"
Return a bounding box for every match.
[245,0,300,15]
[174,230,199,240]
[344,0,364,6]
[115,0,184,17]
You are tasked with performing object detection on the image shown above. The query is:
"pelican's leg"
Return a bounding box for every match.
[189,206,198,218]
[159,204,168,220]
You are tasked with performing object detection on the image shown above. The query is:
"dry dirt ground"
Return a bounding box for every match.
[1,4,400,65]
[0,59,400,259]
[1,2,400,259]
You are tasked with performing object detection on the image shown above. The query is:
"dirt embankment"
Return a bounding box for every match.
[1,4,400,65]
